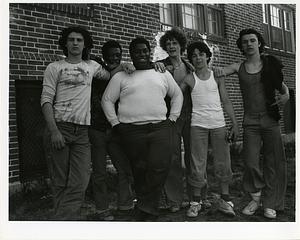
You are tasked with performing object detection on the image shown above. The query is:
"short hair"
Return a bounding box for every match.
[129,37,151,57]
[102,40,122,62]
[159,28,187,54]
[58,26,93,60]
[236,28,265,54]
[187,41,212,64]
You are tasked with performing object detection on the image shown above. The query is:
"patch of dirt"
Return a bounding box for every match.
[9,154,295,222]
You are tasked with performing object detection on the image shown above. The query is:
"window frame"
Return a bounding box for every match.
[263,4,295,53]
[159,4,224,38]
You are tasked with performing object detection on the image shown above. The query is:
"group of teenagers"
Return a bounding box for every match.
[41,25,290,221]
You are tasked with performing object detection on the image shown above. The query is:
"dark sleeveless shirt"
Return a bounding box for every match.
[238,62,267,114]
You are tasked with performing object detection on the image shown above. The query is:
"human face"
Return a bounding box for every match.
[65,32,85,57]
[131,43,151,69]
[241,33,261,56]
[165,38,181,58]
[105,48,122,70]
[191,48,209,70]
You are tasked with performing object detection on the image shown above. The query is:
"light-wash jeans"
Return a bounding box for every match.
[44,122,91,220]
[242,112,287,210]
[188,126,232,196]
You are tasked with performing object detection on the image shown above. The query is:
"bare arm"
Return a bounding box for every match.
[213,62,241,78]
[42,103,65,150]
[217,76,239,142]
[180,73,195,91]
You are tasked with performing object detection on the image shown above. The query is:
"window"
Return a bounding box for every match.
[33,3,94,17]
[159,4,224,37]
[181,4,201,31]
[262,4,295,53]
[159,4,174,27]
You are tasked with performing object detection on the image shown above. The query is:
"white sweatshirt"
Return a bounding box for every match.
[101,69,183,126]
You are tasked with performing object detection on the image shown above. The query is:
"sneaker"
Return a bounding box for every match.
[186,202,201,218]
[264,208,276,219]
[95,209,114,221]
[200,199,212,209]
[217,198,236,216]
[170,204,180,213]
[242,200,262,216]
[181,201,190,208]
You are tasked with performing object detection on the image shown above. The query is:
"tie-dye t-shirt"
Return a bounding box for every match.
[41,59,109,125]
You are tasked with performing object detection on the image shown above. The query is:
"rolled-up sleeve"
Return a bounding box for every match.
[41,64,58,107]
[101,75,122,126]
[165,72,183,121]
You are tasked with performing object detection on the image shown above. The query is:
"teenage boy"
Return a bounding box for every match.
[181,41,239,217]
[89,40,135,220]
[215,28,289,219]
[158,28,194,212]
[41,26,111,220]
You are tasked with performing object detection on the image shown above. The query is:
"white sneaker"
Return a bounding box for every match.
[264,208,276,219]
[242,200,262,216]
[186,202,201,217]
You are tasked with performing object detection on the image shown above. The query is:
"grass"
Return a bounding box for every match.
[9,138,295,222]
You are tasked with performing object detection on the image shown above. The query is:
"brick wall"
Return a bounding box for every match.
[9,3,160,182]
[9,3,296,183]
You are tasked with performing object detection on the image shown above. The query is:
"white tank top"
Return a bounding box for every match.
[191,70,225,129]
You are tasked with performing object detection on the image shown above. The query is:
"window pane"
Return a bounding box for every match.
[284,10,291,30]
[159,4,173,25]
[270,5,281,28]
[285,31,292,52]
[271,26,283,49]
[182,4,198,30]
[207,7,221,35]
[262,4,268,24]
[262,23,270,46]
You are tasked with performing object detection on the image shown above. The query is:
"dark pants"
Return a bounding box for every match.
[118,120,173,215]
[162,111,191,205]
[88,128,134,211]
[243,113,287,210]
[44,122,91,220]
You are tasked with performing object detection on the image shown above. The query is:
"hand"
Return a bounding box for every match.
[153,62,166,73]
[227,124,239,143]
[50,129,65,150]
[271,93,289,107]
[121,62,136,74]
[212,67,225,78]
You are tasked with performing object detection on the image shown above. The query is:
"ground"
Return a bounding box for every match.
[9,141,295,222]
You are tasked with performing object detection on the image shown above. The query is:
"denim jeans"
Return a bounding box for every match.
[88,128,134,211]
[44,122,91,220]
[242,112,287,210]
[188,126,232,195]
[118,119,173,215]
[162,111,191,205]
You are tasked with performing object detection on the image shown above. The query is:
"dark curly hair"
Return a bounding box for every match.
[159,28,187,54]
[236,28,265,55]
[129,37,151,57]
[102,40,122,62]
[187,41,212,64]
[58,26,93,60]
